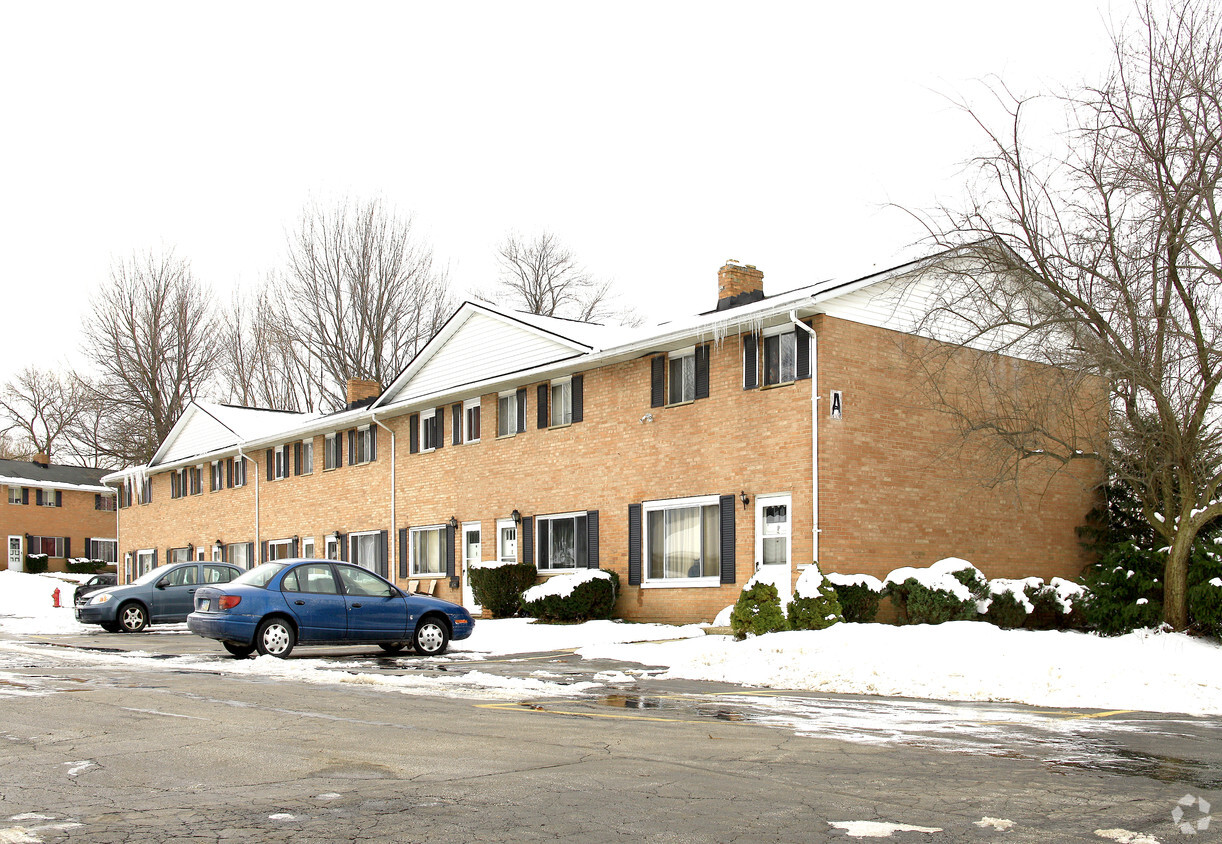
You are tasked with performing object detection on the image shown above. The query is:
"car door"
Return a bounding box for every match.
[336,565,409,641]
[151,564,199,620]
[280,563,348,642]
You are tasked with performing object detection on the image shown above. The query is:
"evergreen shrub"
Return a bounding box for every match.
[24,554,49,574]
[468,563,538,618]
[787,566,844,630]
[826,573,883,623]
[729,581,788,640]
[520,570,619,622]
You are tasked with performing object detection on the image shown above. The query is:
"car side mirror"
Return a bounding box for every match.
[155,579,168,589]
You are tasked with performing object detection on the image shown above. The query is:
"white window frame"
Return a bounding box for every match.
[139,478,152,504]
[549,378,572,428]
[354,425,374,465]
[421,409,438,452]
[535,511,586,572]
[496,518,517,564]
[30,535,66,557]
[137,549,155,577]
[301,439,313,475]
[762,326,798,387]
[497,391,518,438]
[409,525,446,577]
[226,542,251,570]
[641,494,723,588]
[89,538,118,564]
[302,536,315,559]
[268,538,294,561]
[667,347,696,405]
[233,458,247,488]
[463,398,481,444]
[169,547,191,565]
[211,543,222,562]
[274,444,291,480]
[7,486,21,505]
[210,461,223,492]
[324,433,339,470]
[349,529,380,571]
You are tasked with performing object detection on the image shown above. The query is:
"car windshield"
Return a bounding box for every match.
[130,565,186,587]
[232,563,287,589]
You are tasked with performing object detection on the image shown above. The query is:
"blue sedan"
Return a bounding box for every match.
[187,559,475,659]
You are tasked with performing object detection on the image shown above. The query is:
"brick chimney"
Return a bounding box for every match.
[32,452,50,468]
[346,378,381,407]
[716,261,765,311]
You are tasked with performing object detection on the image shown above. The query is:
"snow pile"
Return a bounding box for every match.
[456,617,703,655]
[470,558,517,569]
[522,569,612,602]
[825,572,884,592]
[986,578,1043,613]
[0,571,91,635]
[1048,577,1086,612]
[883,557,982,602]
[580,622,1222,715]
[794,565,826,599]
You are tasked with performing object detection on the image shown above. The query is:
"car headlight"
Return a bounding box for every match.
[91,593,112,605]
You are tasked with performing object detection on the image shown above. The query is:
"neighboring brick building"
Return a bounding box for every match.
[2,455,118,573]
[104,254,1100,623]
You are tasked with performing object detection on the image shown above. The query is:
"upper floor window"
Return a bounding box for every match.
[498,391,518,437]
[210,461,224,492]
[669,349,696,404]
[274,444,291,480]
[190,465,203,495]
[232,458,246,488]
[352,426,375,465]
[536,512,587,571]
[651,345,709,408]
[95,493,116,511]
[171,468,187,499]
[763,330,797,386]
[300,439,313,474]
[324,433,340,470]
[464,398,481,443]
[8,486,23,505]
[744,326,810,389]
[421,410,439,451]
[38,488,61,507]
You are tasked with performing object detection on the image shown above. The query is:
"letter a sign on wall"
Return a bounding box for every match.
[830,390,843,419]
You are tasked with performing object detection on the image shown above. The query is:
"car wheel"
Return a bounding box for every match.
[255,617,296,658]
[100,622,121,633]
[222,641,256,658]
[118,602,148,633]
[377,642,407,654]
[413,617,450,656]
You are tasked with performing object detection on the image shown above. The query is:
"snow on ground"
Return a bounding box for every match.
[3,570,1222,716]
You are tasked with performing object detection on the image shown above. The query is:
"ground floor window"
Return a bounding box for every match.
[302,536,315,558]
[225,543,251,570]
[88,539,118,564]
[30,536,66,557]
[411,526,445,576]
[169,547,191,565]
[350,531,380,571]
[536,512,586,571]
[325,535,340,560]
[137,550,155,577]
[268,539,294,561]
[497,518,517,563]
[644,496,721,582]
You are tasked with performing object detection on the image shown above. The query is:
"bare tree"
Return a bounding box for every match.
[218,284,317,412]
[490,231,640,325]
[276,198,452,410]
[909,0,1222,629]
[81,250,221,466]
[0,433,33,461]
[0,366,87,461]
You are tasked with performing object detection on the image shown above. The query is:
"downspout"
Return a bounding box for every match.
[371,412,396,578]
[790,312,819,564]
[238,448,259,563]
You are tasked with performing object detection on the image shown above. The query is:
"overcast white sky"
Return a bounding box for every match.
[0,1,1119,389]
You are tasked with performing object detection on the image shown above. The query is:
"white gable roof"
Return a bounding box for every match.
[150,403,317,468]
[377,302,627,408]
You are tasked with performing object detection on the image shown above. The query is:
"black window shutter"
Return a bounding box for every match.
[586,510,599,569]
[56,490,62,507]
[265,449,273,481]
[294,443,302,475]
[695,344,710,399]
[719,494,736,584]
[743,334,758,390]
[226,458,233,488]
[409,414,419,454]
[64,537,70,558]
[628,504,642,585]
[22,488,28,505]
[86,536,93,558]
[370,425,378,460]
[572,374,584,423]
[796,326,811,380]
[452,404,462,445]
[153,549,158,567]
[291,537,300,557]
[242,543,252,566]
[536,519,549,569]
[348,429,356,465]
[94,493,101,510]
[516,387,527,434]
[378,530,389,578]
[334,434,343,469]
[220,544,228,563]
[521,516,533,565]
[338,533,348,562]
[260,540,268,563]
[36,489,43,506]
[398,528,408,578]
[650,357,665,407]
[537,384,549,429]
[434,407,444,450]
[445,523,456,579]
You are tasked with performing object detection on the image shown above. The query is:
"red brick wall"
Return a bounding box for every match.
[1,486,117,573]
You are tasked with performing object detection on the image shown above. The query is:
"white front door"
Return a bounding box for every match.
[461,522,482,613]
[754,494,793,606]
[8,536,22,572]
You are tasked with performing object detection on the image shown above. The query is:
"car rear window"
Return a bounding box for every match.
[232,563,286,589]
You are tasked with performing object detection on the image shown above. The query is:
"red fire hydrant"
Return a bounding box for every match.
[52,588,61,608]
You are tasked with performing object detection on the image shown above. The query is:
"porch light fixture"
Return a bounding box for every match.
[740,491,750,510]
[511,509,522,525]
[448,516,458,530]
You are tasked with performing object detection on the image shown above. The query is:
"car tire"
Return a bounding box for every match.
[255,617,296,658]
[223,642,256,658]
[118,602,148,633]
[377,642,407,654]
[100,622,121,633]
[413,616,450,656]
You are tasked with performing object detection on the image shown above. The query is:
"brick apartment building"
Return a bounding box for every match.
[104,255,1099,624]
[2,455,118,573]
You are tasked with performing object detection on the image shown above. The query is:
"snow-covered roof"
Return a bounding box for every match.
[0,458,112,493]
[147,402,318,469]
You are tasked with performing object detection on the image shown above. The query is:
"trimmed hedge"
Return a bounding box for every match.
[829,581,881,623]
[24,554,49,574]
[468,563,538,618]
[520,570,620,622]
[67,559,109,574]
[730,581,788,640]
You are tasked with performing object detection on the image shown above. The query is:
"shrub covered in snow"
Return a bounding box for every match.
[1188,577,1222,638]
[729,579,788,639]
[826,573,883,623]
[66,558,109,574]
[520,569,619,623]
[24,553,49,574]
[1080,541,1164,635]
[786,565,843,631]
[883,558,985,625]
[468,562,538,618]
[982,577,1041,629]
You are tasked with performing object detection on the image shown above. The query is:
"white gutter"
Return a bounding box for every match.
[370,411,396,576]
[238,448,259,560]
[790,312,819,564]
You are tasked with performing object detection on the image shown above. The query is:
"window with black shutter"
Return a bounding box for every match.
[572,374,584,423]
[743,334,758,390]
